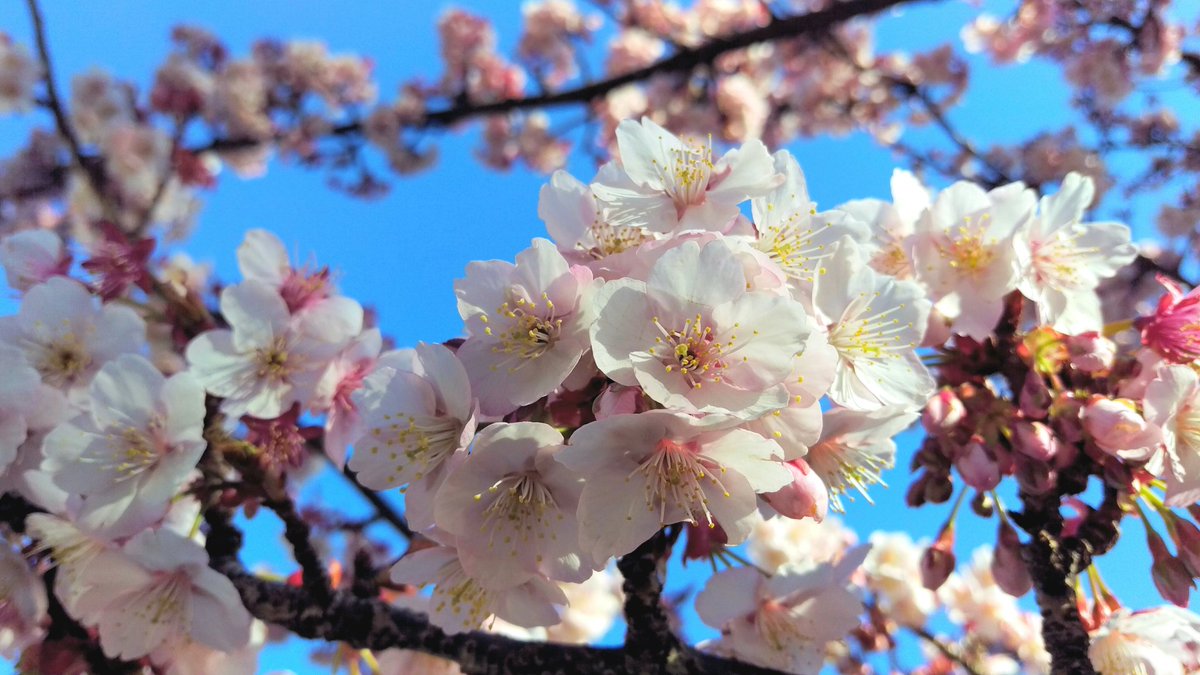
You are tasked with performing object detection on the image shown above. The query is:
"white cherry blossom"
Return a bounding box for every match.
[538,169,653,276]
[805,406,918,512]
[696,546,869,674]
[912,180,1035,339]
[0,229,69,292]
[1089,607,1200,675]
[1015,172,1137,334]
[813,239,934,411]
[837,168,931,280]
[1142,365,1200,506]
[0,276,145,399]
[591,117,778,233]
[455,238,597,416]
[560,410,791,560]
[590,237,811,418]
[43,354,206,538]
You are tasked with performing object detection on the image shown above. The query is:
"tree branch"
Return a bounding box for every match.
[203,509,786,675]
[264,493,333,606]
[193,0,942,155]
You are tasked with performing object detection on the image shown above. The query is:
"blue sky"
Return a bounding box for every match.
[0,1,1178,672]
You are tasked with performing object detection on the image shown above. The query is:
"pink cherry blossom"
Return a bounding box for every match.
[590,237,811,418]
[1143,365,1200,506]
[805,406,918,512]
[538,169,653,276]
[390,543,567,634]
[837,168,931,280]
[72,528,251,660]
[455,238,596,417]
[433,422,589,588]
[1138,275,1200,364]
[311,328,382,468]
[560,410,790,560]
[185,280,346,419]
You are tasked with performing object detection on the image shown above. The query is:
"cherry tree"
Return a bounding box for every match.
[2,1,1200,674]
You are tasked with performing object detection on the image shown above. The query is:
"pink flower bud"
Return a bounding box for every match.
[1137,274,1200,364]
[923,389,965,433]
[1172,518,1200,577]
[955,441,1000,491]
[1081,395,1162,461]
[761,458,828,522]
[1066,332,1116,373]
[1148,529,1194,607]
[921,530,956,591]
[1013,420,1059,461]
[992,521,1032,597]
[1019,374,1052,420]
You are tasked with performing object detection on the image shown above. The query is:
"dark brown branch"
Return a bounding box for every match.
[203,509,786,675]
[193,0,942,155]
[264,493,333,606]
[616,529,681,672]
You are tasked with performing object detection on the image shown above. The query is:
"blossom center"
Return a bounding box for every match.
[939,216,995,275]
[652,136,714,213]
[650,314,732,388]
[254,337,294,381]
[805,436,891,512]
[366,412,464,481]
[477,473,560,554]
[632,438,730,528]
[36,333,92,387]
[828,294,914,361]
[486,293,562,365]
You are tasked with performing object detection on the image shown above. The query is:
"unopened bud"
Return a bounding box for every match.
[1013,420,1058,461]
[921,537,956,591]
[593,383,648,419]
[1066,332,1116,373]
[762,458,828,522]
[956,441,1000,491]
[683,521,729,562]
[1171,517,1200,577]
[1081,396,1162,461]
[1019,373,1052,420]
[1148,528,1194,607]
[992,521,1032,597]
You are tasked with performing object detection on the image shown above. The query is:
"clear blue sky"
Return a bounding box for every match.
[0,1,1172,672]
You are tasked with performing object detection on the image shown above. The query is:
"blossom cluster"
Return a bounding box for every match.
[0,109,1168,673]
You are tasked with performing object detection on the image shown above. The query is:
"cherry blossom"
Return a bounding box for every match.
[862,531,938,628]
[1089,607,1200,675]
[912,180,1035,339]
[812,239,934,411]
[0,229,69,291]
[696,546,869,674]
[71,528,252,660]
[1142,365,1200,506]
[805,406,918,512]
[390,543,567,634]
[538,169,652,275]
[43,354,206,538]
[0,37,39,114]
[185,280,346,419]
[837,169,930,280]
[591,117,778,234]
[433,421,589,588]
[455,238,597,416]
[590,237,811,418]
[0,276,145,399]
[1138,275,1200,365]
[560,410,790,560]
[1015,172,1136,334]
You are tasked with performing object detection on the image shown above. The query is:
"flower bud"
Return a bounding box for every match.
[921,532,956,591]
[761,458,828,522]
[1019,373,1052,420]
[1148,529,1194,607]
[1013,420,1059,462]
[1081,396,1162,461]
[1171,517,1200,577]
[1066,332,1116,374]
[992,521,1032,597]
[955,441,1000,491]
[683,521,728,561]
[593,383,648,420]
[923,389,965,433]
[1014,455,1056,495]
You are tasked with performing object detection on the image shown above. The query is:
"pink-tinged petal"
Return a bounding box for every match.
[589,278,655,386]
[576,465,663,560]
[695,566,761,628]
[700,429,790,493]
[389,546,457,587]
[296,296,363,345]
[539,170,595,250]
[646,239,744,313]
[160,371,206,444]
[497,576,568,628]
[189,568,253,652]
[413,343,472,422]
[708,139,778,203]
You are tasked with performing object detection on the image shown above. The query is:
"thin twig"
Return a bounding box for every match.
[907,625,984,675]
